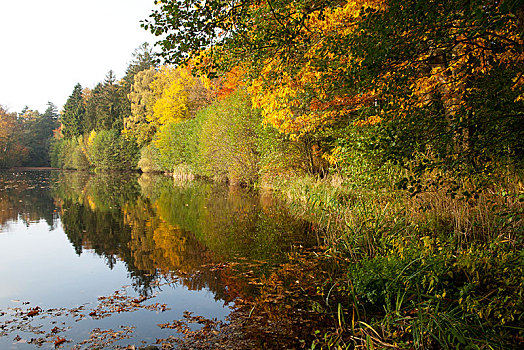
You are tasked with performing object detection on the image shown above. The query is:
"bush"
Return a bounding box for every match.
[137,144,163,173]
[152,118,200,173]
[87,130,140,170]
[147,88,262,185]
[196,88,260,185]
[257,126,323,185]
[49,138,64,168]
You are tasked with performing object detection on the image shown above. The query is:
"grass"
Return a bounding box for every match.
[255,171,524,349]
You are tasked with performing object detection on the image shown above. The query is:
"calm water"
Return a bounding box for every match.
[0,170,317,349]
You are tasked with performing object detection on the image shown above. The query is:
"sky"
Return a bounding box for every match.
[0,0,160,113]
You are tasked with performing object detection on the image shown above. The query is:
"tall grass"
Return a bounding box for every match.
[263,171,524,349]
[272,173,523,249]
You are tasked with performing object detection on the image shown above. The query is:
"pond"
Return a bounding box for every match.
[0,170,319,349]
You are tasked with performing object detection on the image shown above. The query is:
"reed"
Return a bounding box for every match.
[265,172,524,349]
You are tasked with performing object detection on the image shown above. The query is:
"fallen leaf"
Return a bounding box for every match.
[27,307,41,317]
[54,336,67,347]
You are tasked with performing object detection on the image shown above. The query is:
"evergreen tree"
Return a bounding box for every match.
[17,103,59,166]
[123,43,155,89]
[84,71,129,132]
[43,102,59,122]
[84,83,104,131]
[61,84,85,138]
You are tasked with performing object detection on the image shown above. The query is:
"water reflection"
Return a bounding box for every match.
[50,171,317,300]
[0,170,57,229]
[0,170,319,347]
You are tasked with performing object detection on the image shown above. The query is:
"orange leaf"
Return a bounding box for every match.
[27,307,40,317]
[54,337,67,347]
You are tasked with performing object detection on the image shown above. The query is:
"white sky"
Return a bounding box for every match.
[0,0,160,113]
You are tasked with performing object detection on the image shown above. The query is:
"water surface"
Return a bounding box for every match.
[0,170,316,348]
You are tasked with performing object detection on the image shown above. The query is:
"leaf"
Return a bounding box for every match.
[27,307,41,317]
[54,336,67,347]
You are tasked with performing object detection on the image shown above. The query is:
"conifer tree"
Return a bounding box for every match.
[61,84,85,138]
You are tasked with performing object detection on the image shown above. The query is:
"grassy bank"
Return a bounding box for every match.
[237,174,524,349]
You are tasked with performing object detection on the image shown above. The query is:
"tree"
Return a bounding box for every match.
[84,71,129,132]
[34,102,60,166]
[18,105,58,166]
[338,0,524,182]
[147,65,210,126]
[43,102,59,122]
[61,84,86,138]
[124,67,158,147]
[143,0,341,72]
[123,42,156,89]
[87,129,140,170]
[0,105,28,168]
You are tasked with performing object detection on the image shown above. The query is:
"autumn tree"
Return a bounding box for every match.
[150,65,209,124]
[124,67,158,146]
[336,0,524,183]
[0,105,28,168]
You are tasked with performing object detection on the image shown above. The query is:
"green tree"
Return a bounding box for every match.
[123,42,156,89]
[124,67,158,147]
[87,129,140,170]
[85,71,129,132]
[61,84,86,138]
[18,103,59,166]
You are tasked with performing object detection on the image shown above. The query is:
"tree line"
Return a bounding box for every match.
[141,0,524,193]
[2,0,522,193]
[42,0,524,196]
[0,103,59,168]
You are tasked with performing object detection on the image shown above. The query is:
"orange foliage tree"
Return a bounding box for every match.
[148,0,524,185]
[0,105,28,168]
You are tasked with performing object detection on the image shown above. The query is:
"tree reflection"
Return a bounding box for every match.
[0,170,57,229]
[51,172,317,301]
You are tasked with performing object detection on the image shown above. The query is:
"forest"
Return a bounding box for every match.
[1,0,523,348]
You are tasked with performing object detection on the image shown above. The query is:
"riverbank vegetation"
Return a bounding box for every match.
[1,0,523,347]
[141,0,523,348]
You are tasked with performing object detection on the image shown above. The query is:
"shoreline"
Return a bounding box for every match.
[7,167,61,171]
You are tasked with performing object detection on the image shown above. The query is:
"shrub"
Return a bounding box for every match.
[87,129,139,170]
[137,144,163,173]
[152,118,199,173]
[196,88,260,185]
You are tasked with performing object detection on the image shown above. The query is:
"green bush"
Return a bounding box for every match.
[56,138,84,170]
[87,129,139,170]
[257,126,323,185]
[343,237,524,349]
[147,88,261,185]
[152,118,200,173]
[196,89,261,184]
[71,141,90,170]
[49,138,64,168]
[137,144,163,173]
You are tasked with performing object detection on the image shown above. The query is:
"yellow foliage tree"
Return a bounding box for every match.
[124,67,158,146]
[150,65,211,126]
[248,1,385,139]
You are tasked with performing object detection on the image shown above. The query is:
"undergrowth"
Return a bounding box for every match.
[252,173,524,349]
